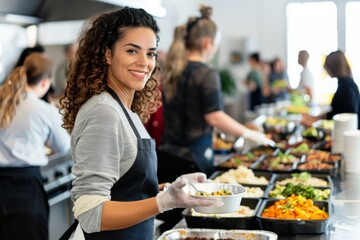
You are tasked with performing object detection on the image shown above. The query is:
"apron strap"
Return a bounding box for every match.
[106,87,141,139]
[59,220,79,240]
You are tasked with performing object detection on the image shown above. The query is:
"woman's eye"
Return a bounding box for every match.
[127,49,137,54]
[148,52,158,58]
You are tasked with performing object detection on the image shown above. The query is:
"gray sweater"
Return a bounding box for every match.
[70,92,151,232]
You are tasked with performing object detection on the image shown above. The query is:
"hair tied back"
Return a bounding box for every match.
[199,4,212,19]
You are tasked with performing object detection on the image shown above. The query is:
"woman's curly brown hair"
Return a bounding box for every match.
[60,7,161,133]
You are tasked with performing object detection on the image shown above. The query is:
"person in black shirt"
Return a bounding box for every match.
[245,52,264,110]
[324,50,360,127]
[160,5,273,179]
[302,50,360,128]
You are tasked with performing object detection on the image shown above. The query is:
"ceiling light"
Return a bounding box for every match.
[95,0,167,18]
[5,14,41,25]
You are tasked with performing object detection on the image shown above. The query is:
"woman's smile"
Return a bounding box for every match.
[129,69,148,79]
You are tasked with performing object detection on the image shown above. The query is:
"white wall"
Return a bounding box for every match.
[157,0,287,64]
[0,23,28,82]
[156,0,288,88]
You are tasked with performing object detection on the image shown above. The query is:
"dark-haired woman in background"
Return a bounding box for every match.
[324,50,360,126]
[302,50,360,128]
[0,53,70,240]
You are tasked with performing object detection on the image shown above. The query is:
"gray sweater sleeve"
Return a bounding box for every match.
[70,101,137,233]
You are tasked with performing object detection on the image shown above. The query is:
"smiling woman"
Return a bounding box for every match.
[59,7,222,240]
[105,27,158,97]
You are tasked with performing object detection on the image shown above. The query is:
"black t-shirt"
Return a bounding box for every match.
[327,77,360,128]
[162,62,224,145]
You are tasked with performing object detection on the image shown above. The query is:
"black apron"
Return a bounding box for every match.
[0,166,49,240]
[61,88,159,240]
[187,133,214,176]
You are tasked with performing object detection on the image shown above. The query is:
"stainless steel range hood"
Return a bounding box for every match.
[0,0,117,26]
[0,0,166,26]
[96,0,166,17]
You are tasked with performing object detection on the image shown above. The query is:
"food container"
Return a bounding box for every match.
[250,145,279,157]
[184,183,246,214]
[213,135,233,153]
[304,150,343,168]
[217,152,263,170]
[157,228,278,240]
[182,198,261,230]
[272,172,333,188]
[252,155,299,173]
[264,183,332,200]
[210,169,275,186]
[263,117,297,138]
[296,160,339,177]
[312,139,332,151]
[312,119,334,136]
[242,184,268,198]
[257,199,330,234]
[301,127,326,141]
[288,142,312,157]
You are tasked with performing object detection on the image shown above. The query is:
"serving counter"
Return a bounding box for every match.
[167,168,360,240]
[158,108,360,239]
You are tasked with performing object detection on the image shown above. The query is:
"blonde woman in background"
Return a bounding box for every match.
[0,53,70,240]
[160,5,273,179]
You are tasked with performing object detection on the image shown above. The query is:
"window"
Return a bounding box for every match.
[346,2,360,88]
[286,2,338,104]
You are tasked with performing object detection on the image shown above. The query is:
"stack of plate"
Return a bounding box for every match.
[343,130,360,173]
[332,113,358,154]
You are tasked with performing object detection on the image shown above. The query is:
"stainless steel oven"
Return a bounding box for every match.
[42,151,75,240]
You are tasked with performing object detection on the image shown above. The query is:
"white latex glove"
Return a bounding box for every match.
[159,172,209,192]
[243,128,275,146]
[156,176,224,213]
[180,172,208,183]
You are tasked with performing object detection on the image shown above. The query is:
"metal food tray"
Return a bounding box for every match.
[157,228,278,240]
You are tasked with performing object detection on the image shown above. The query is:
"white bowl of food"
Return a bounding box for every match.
[184,182,247,214]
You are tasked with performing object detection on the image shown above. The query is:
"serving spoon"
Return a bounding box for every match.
[187,181,208,195]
